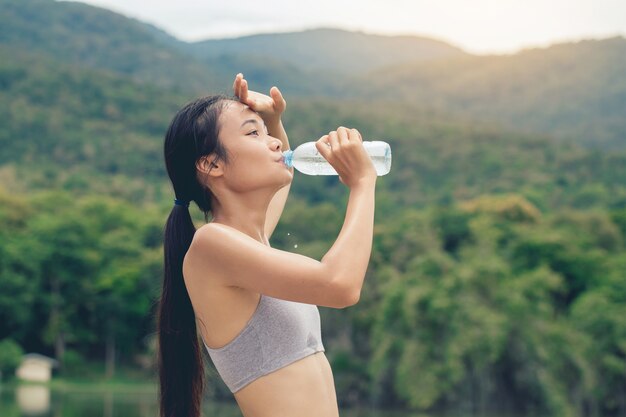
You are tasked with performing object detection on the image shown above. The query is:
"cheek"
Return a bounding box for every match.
[223,151,272,190]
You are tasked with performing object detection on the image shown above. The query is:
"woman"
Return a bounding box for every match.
[158,73,377,417]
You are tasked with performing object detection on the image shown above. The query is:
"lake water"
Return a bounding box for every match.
[0,384,531,417]
[0,384,435,417]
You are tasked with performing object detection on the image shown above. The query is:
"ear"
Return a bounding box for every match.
[196,155,224,178]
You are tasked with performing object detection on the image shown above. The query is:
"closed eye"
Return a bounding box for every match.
[247,129,260,136]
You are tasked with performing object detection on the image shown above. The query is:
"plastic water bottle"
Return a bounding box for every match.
[282,141,392,175]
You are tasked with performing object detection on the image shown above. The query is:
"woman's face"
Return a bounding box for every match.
[211,100,292,193]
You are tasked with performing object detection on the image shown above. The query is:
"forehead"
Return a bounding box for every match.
[221,101,261,126]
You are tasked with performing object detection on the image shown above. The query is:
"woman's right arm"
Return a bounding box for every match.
[319,176,376,306]
[186,127,377,309]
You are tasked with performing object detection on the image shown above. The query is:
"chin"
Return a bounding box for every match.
[278,169,293,186]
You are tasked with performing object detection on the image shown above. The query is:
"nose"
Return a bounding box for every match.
[270,137,282,152]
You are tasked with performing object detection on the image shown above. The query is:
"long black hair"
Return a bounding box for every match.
[158,94,235,417]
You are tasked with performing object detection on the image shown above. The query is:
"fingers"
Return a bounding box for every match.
[328,130,340,150]
[316,127,372,187]
[239,79,249,103]
[270,86,286,112]
[331,126,361,148]
[233,73,242,97]
[315,134,331,159]
[337,126,349,146]
[350,128,363,142]
[233,73,252,105]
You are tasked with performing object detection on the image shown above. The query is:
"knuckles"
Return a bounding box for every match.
[319,127,362,151]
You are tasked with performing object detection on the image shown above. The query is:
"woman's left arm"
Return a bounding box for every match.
[233,73,294,239]
[264,118,293,239]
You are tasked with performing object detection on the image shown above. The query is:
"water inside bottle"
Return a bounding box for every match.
[285,140,391,175]
[298,154,390,174]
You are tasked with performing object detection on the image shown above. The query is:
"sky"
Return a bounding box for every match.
[65,0,626,54]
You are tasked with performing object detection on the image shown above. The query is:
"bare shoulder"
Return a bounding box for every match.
[183,224,248,317]
[184,223,237,287]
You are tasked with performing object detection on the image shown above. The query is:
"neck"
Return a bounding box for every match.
[209,189,272,245]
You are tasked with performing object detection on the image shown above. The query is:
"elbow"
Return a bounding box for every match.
[332,279,361,308]
[322,264,361,308]
[343,288,361,307]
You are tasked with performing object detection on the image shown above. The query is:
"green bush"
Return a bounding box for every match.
[0,338,24,380]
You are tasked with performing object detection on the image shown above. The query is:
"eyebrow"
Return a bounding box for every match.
[240,119,260,128]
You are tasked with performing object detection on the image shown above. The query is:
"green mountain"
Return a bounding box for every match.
[355,36,626,149]
[180,28,467,97]
[185,27,468,75]
[0,0,219,91]
[2,42,625,212]
[3,0,625,149]
[1,0,624,206]
[0,1,466,95]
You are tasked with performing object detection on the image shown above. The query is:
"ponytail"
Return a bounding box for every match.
[158,94,235,417]
[158,204,204,417]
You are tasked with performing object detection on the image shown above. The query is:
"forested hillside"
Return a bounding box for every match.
[2,46,625,212]
[185,27,467,74]
[0,0,219,91]
[357,37,626,149]
[1,1,625,416]
[2,0,625,148]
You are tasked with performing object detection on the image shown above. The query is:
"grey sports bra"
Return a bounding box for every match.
[203,293,325,393]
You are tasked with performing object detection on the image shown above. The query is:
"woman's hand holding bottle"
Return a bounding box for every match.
[315,127,378,188]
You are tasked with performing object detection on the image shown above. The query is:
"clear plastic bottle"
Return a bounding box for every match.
[282,141,392,175]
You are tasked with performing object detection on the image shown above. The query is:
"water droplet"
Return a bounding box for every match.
[287,232,290,236]
[294,244,298,248]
